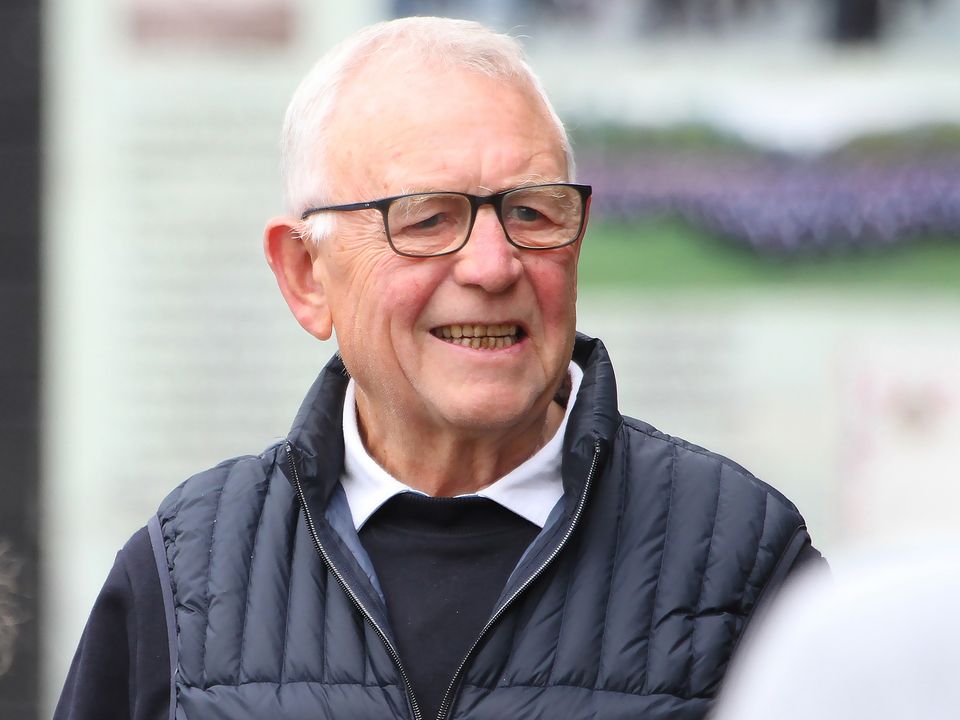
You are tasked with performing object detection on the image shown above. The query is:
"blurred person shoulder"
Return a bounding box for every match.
[712,540,959,720]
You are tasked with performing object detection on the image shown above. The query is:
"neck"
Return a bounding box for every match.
[355,395,566,496]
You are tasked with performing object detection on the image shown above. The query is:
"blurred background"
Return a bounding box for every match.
[1,0,958,716]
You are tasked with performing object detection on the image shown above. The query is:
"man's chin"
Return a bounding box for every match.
[429,392,541,435]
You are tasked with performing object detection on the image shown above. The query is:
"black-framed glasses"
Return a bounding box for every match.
[300,182,592,258]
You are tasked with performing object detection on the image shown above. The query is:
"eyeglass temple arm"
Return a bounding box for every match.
[301,199,382,220]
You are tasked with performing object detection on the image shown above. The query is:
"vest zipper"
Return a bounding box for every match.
[285,441,423,720]
[435,439,603,720]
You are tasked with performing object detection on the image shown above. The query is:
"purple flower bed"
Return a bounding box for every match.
[580,152,960,257]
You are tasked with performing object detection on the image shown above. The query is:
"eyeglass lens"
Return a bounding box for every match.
[386,184,584,257]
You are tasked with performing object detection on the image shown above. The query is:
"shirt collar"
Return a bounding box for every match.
[340,361,584,530]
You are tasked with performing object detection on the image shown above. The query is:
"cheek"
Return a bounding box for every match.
[391,276,431,315]
[528,252,579,326]
[380,266,448,337]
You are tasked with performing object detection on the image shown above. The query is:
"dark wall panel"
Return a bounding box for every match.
[0,1,41,719]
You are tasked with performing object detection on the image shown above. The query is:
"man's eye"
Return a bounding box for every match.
[510,206,543,222]
[412,213,444,230]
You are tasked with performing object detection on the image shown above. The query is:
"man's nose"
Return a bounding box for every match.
[451,207,523,293]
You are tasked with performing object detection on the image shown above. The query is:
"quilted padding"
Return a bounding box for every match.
[155,336,809,720]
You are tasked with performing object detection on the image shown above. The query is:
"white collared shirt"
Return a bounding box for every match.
[340,361,584,530]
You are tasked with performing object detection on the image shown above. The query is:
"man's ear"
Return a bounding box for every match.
[263,217,333,341]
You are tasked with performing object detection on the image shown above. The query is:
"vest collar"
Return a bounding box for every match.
[282,333,622,514]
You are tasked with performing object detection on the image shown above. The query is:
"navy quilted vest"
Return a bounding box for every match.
[155,335,810,720]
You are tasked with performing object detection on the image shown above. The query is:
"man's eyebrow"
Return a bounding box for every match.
[396,185,443,196]
[510,173,560,187]
[479,175,567,194]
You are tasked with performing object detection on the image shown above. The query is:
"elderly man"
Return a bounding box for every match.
[56,16,822,720]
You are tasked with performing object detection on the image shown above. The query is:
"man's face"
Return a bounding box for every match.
[312,63,582,439]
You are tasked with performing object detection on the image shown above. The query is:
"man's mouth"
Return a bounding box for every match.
[430,323,523,349]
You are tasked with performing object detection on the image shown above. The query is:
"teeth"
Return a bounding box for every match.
[432,323,520,349]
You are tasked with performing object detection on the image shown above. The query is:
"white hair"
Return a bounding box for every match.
[280,16,574,243]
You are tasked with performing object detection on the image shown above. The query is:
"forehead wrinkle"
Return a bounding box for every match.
[475,143,568,193]
[334,67,567,199]
[378,131,564,196]
[394,167,565,198]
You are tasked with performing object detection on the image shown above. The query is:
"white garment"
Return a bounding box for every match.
[712,538,960,720]
[340,361,584,530]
